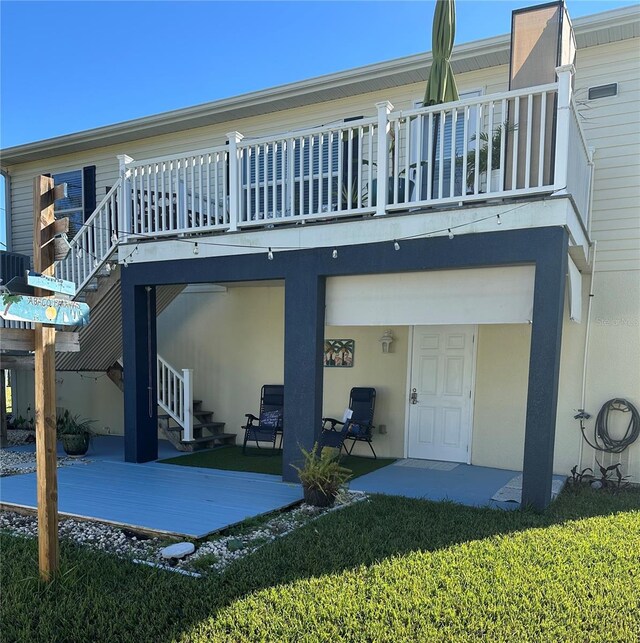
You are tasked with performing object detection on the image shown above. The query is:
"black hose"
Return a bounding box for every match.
[580,398,640,454]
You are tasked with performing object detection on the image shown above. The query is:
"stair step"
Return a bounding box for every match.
[184,433,236,445]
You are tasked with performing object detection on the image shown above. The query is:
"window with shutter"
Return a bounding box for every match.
[52,166,96,239]
[241,121,361,219]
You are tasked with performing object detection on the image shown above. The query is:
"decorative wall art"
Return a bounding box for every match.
[323,339,354,367]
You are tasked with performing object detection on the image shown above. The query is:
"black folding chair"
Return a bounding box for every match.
[242,384,284,454]
[320,387,377,458]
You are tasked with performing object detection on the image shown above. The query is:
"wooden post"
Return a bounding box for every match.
[0,369,7,449]
[33,175,59,581]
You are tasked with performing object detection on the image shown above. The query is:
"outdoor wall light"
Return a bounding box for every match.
[379,329,394,354]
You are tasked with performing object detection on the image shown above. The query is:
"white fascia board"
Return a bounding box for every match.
[124,197,577,266]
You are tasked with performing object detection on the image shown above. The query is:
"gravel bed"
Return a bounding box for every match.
[0,489,368,576]
[4,429,36,446]
[0,448,91,477]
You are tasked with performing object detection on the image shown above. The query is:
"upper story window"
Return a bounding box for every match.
[52,166,95,238]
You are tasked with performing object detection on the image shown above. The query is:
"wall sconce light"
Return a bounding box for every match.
[379,329,394,353]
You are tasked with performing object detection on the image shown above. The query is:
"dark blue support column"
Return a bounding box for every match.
[521,230,568,510]
[282,271,326,482]
[122,282,158,463]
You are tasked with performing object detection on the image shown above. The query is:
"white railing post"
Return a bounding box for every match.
[586,146,595,237]
[182,368,194,442]
[226,132,244,231]
[374,101,393,216]
[553,64,574,193]
[117,154,133,242]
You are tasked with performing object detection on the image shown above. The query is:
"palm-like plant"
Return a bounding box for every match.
[466,121,514,190]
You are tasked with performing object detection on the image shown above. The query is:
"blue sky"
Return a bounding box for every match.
[0,0,635,149]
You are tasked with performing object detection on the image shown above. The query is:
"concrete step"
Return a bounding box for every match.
[181,433,236,452]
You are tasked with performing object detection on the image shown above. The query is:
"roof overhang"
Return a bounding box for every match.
[2,5,638,166]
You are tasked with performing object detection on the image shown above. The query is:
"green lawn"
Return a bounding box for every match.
[159,445,395,478]
[1,486,639,642]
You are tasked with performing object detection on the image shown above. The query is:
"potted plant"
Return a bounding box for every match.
[291,443,352,507]
[57,409,95,456]
[466,121,514,193]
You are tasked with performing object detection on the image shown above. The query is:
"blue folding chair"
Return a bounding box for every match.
[320,387,377,458]
[242,384,284,454]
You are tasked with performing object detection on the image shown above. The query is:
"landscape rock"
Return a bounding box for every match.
[161,542,196,559]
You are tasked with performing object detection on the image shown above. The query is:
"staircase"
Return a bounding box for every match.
[53,175,233,451]
[158,399,236,452]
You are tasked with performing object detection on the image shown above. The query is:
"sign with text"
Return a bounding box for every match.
[1,294,89,327]
[27,271,76,297]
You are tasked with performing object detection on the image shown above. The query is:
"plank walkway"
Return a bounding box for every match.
[0,460,302,538]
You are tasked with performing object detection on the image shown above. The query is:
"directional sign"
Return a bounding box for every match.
[27,271,76,297]
[1,294,89,327]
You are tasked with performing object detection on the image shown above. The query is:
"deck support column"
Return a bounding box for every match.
[282,271,326,482]
[522,230,568,510]
[122,282,158,463]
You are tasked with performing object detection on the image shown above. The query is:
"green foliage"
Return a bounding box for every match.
[466,121,514,189]
[291,443,352,496]
[56,409,95,437]
[1,486,638,642]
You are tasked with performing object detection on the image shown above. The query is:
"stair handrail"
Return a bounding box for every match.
[157,354,194,442]
[55,178,122,297]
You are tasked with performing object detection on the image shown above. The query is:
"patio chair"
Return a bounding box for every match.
[242,384,284,454]
[320,387,377,458]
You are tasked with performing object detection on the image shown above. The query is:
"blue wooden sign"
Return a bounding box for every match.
[1,294,89,327]
[27,271,76,297]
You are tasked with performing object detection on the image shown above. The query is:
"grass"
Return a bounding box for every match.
[1,486,639,642]
[159,445,395,479]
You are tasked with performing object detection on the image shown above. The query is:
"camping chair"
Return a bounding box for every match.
[242,384,284,454]
[320,387,377,458]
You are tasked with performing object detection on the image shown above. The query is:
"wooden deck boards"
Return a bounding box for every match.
[0,460,303,538]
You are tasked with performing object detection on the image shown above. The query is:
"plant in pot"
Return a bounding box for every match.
[466,121,514,194]
[57,409,95,456]
[291,443,352,508]
[369,129,417,206]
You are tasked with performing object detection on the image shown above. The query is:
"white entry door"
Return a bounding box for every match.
[407,325,476,462]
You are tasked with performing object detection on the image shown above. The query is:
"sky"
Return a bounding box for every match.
[0,0,636,149]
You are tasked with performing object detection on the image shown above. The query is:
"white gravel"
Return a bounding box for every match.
[0,488,368,576]
[0,448,91,477]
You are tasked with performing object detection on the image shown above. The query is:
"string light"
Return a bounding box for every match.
[332,248,338,259]
[61,199,532,271]
[105,263,112,274]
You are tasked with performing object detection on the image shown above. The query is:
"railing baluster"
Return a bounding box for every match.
[525,95,533,189]
[538,93,547,188]
[511,96,520,190]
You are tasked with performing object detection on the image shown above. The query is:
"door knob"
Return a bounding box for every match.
[410,388,418,404]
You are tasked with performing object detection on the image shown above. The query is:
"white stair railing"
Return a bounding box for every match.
[55,179,122,295]
[156,354,194,442]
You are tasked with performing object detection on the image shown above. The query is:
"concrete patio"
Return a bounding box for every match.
[350,459,567,510]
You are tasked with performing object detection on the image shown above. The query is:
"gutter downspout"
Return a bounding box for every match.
[578,240,597,469]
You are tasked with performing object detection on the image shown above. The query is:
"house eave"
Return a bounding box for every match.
[1,5,638,167]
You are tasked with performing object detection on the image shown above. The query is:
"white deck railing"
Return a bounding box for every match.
[157,354,194,442]
[55,180,121,294]
[124,147,230,238]
[115,65,590,238]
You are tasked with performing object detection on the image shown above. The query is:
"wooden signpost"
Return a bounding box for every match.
[0,176,89,580]
[33,175,60,581]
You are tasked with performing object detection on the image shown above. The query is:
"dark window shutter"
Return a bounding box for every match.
[83,165,96,221]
